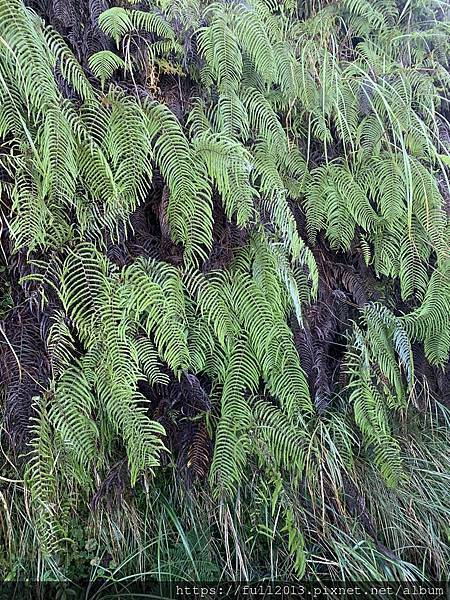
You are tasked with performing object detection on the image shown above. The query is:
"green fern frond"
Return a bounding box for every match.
[88,51,126,86]
[234,2,276,84]
[253,399,305,475]
[25,397,67,555]
[197,6,242,92]
[243,88,287,153]
[144,101,213,262]
[49,364,99,483]
[193,132,256,226]
[59,244,109,345]
[98,8,133,45]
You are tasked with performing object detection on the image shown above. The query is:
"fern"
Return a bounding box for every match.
[197,5,243,92]
[192,132,255,226]
[49,364,99,485]
[144,101,213,263]
[1,0,449,578]
[88,51,126,86]
[98,7,133,45]
[25,398,67,555]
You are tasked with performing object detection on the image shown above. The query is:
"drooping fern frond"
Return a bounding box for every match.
[144,101,214,263]
[253,398,306,477]
[197,5,243,92]
[98,6,175,45]
[192,132,255,227]
[48,364,99,486]
[402,264,450,366]
[209,337,256,497]
[346,332,404,488]
[98,8,133,45]
[88,50,126,87]
[25,397,67,555]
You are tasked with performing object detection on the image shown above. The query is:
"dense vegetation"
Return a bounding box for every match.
[0,0,449,583]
